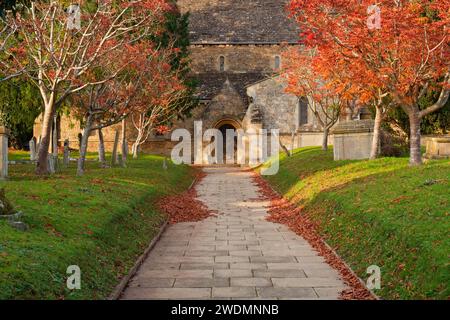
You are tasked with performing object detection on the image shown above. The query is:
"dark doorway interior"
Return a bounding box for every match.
[218,124,237,163]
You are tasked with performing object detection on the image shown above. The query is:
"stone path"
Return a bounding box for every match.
[121,167,348,300]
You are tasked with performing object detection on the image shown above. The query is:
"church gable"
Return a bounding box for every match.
[246,76,299,134]
[200,80,247,129]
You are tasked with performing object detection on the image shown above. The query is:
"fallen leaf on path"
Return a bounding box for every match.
[252,172,375,300]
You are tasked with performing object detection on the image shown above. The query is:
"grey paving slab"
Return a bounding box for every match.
[121,167,348,300]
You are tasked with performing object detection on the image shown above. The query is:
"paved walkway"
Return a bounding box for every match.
[121,167,348,300]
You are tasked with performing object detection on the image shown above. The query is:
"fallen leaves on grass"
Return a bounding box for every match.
[252,172,375,300]
[158,171,217,224]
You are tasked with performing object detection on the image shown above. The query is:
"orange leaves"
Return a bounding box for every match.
[252,172,374,300]
[157,171,216,224]
[288,0,449,102]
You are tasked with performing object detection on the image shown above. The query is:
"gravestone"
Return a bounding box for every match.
[0,126,9,180]
[48,154,56,174]
[424,137,450,159]
[122,138,129,161]
[63,139,70,167]
[111,130,119,166]
[29,137,37,161]
[52,122,58,157]
[117,152,124,167]
[332,120,375,160]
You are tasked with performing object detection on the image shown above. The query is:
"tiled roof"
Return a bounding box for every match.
[192,72,271,100]
[178,0,300,44]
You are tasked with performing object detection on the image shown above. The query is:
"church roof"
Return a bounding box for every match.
[177,0,300,44]
[193,72,270,101]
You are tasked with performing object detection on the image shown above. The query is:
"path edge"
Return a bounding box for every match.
[108,218,169,300]
[108,172,200,300]
[254,171,380,300]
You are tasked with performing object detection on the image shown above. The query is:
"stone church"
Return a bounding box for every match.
[35,0,372,160]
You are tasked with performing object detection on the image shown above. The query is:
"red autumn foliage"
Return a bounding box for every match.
[157,171,217,224]
[287,0,449,165]
[251,172,375,300]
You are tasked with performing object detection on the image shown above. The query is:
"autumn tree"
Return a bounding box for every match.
[0,0,170,174]
[284,48,347,150]
[130,45,189,158]
[289,0,449,165]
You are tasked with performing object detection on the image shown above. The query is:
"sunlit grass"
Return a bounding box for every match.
[263,146,449,299]
[0,151,194,299]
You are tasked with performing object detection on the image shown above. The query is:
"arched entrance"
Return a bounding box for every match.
[213,118,241,164]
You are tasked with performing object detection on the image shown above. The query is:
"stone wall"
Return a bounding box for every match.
[246,76,299,134]
[332,120,375,160]
[190,45,284,74]
[177,0,299,44]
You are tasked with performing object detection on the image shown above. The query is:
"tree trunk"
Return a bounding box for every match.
[370,105,383,160]
[121,119,127,162]
[77,114,93,176]
[98,128,106,168]
[321,127,329,151]
[36,101,55,175]
[132,142,139,159]
[408,110,422,166]
[132,130,143,159]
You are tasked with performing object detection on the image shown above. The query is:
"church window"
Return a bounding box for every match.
[219,55,225,72]
[274,56,281,70]
[298,97,309,126]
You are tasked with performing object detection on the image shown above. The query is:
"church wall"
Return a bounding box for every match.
[246,77,298,134]
[190,45,284,74]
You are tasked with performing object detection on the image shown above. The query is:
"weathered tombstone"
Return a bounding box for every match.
[52,120,58,157]
[29,137,37,161]
[122,138,129,161]
[117,152,124,167]
[111,130,119,166]
[332,120,375,160]
[0,126,9,180]
[121,119,128,161]
[63,139,70,167]
[423,137,450,159]
[48,154,56,174]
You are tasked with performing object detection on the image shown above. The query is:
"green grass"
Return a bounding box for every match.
[0,152,194,299]
[262,146,449,300]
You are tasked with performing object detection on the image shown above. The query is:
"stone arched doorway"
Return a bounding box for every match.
[213,118,241,164]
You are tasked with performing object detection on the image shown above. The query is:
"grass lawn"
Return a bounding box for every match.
[0,151,194,299]
[262,147,449,299]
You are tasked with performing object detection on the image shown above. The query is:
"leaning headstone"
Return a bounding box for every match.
[48,154,56,174]
[77,133,82,152]
[117,152,124,167]
[0,126,9,180]
[52,122,58,157]
[111,130,119,166]
[29,137,37,161]
[122,138,129,161]
[63,139,70,167]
